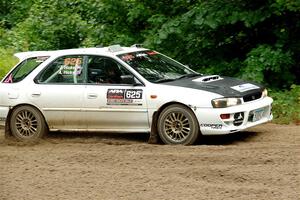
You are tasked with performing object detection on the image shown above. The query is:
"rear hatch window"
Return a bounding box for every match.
[3,56,49,83]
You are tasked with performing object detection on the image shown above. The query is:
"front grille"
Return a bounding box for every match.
[243,91,262,102]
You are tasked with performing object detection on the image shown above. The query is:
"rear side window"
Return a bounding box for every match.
[3,56,49,83]
[37,55,85,84]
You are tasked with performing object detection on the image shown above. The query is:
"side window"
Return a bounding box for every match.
[87,56,132,84]
[37,55,84,84]
[3,56,49,83]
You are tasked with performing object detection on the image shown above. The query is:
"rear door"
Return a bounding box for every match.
[31,55,86,130]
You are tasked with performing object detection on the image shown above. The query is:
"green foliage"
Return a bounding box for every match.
[1,0,88,51]
[242,45,294,88]
[0,0,34,29]
[0,0,300,124]
[270,85,300,124]
[1,0,300,86]
[140,0,300,87]
[0,48,18,79]
[273,0,300,12]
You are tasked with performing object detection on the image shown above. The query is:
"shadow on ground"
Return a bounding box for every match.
[1,127,261,146]
[199,131,259,145]
[47,131,149,145]
[48,130,260,146]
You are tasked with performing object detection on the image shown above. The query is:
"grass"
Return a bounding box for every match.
[0,48,18,79]
[270,85,300,124]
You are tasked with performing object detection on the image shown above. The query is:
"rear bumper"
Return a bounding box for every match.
[195,97,273,135]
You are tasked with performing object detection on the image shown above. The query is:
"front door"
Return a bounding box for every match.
[83,56,149,131]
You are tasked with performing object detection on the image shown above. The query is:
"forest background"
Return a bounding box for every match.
[0,0,299,123]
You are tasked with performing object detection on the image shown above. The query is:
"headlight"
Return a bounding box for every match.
[211,97,242,108]
[262,89,268,98]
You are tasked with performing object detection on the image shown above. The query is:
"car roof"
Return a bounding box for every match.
[14,45,148,60]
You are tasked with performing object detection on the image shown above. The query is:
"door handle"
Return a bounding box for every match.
[87,93,98,99]
[31,91,41,97]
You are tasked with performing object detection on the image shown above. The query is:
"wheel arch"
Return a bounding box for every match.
[5,103,49,138]
[149,101,200,144]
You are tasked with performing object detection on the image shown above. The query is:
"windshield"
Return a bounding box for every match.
[118,51,198,83]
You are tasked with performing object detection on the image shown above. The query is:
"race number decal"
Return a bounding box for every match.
[107,89,143,105]
[125,89,142,99]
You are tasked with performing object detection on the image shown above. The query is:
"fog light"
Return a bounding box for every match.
[220,114,230,119]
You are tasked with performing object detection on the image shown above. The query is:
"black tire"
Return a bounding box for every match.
[10,105,48,141]
[157,104,200,145]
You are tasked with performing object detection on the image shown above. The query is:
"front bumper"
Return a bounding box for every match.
[195,97,273,135]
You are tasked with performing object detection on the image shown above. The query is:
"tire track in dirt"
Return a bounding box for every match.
[0,123,299,200]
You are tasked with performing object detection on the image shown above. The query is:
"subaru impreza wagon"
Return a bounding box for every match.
[0,45,273,144]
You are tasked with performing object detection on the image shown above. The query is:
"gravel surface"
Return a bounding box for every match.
[0,123,299,200]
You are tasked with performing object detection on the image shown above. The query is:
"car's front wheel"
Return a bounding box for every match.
[10,105,48,141]
[157,104,200,145]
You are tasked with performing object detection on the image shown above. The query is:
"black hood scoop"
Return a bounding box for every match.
[193,75,222,83]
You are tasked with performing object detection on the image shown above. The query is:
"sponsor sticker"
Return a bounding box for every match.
[36,56,49,63]
[4,74,13,83]
[121,54,135,61]
[231,83,259,92]
[200,124,223,129]
[147,51,157,55]
[233,112,244,126]
[58,57,83,75]
[107,89,143,105]
[136,53,147,57]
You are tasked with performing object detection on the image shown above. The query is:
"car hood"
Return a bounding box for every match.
[162,75,264,98]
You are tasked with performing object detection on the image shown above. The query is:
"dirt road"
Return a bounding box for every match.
[0,123,299,200]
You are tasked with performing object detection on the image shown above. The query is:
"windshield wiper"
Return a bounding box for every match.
[177,73,202,80]
[154,74,202,83]
[154,78,176,83]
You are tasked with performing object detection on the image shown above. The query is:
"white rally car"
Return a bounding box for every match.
[0,45,273,144]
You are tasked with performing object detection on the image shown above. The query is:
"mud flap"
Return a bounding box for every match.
[148,112,159,144]
[4,117,12,139]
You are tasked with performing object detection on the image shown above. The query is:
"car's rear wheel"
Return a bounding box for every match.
[10,105,48,141]
[157,104,200,145]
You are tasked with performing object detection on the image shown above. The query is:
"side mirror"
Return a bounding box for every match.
[121,75,143,86]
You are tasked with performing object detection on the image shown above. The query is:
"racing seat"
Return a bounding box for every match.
[87,60,105,83]
[104,60,122,84]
